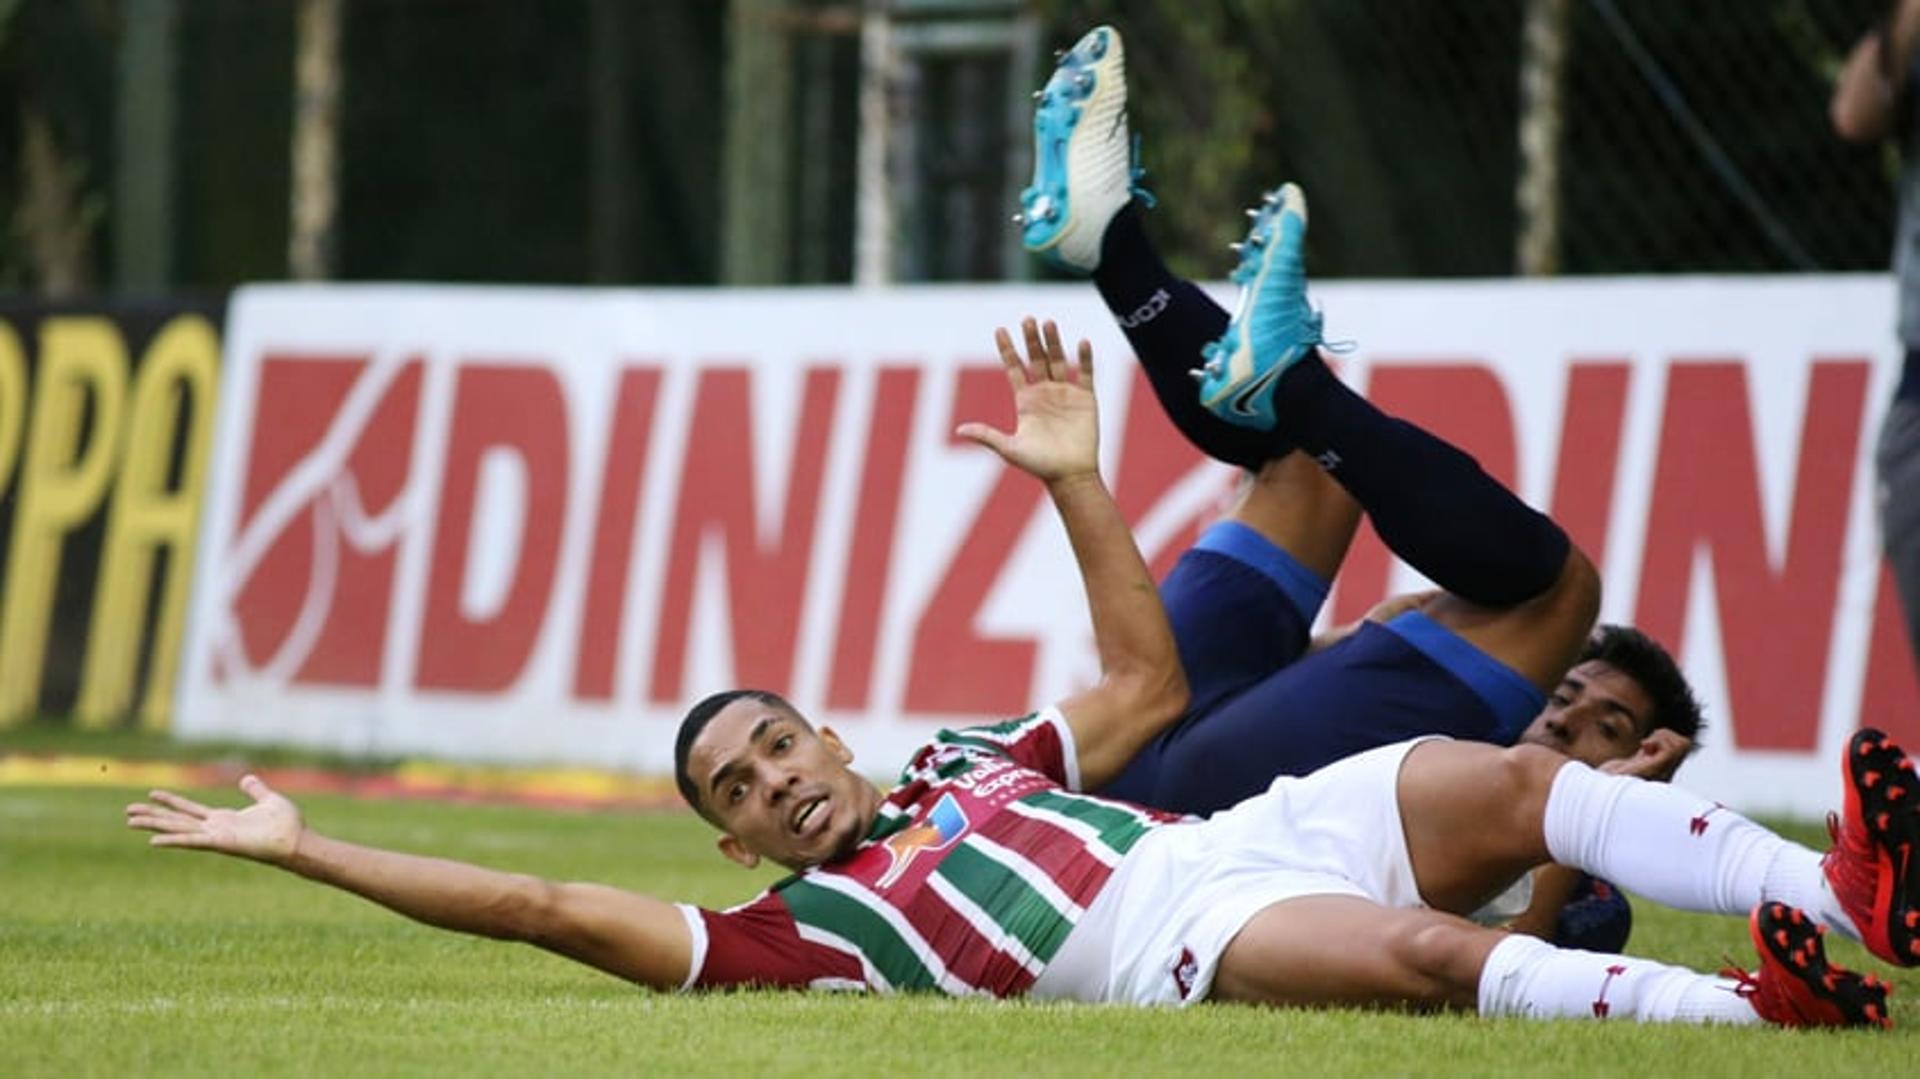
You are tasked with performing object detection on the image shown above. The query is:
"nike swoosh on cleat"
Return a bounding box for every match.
[1227,361,1286,418]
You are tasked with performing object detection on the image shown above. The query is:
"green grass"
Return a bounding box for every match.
[1,783,1914,1077]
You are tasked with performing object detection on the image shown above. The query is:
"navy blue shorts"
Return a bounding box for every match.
[1100,521,1544,817]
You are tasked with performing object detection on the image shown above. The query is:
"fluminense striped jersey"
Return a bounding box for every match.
[677,708,1188,996]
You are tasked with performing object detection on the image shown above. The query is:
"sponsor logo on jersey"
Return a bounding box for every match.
[1172,946,1199,1000]
[877,792,970,887]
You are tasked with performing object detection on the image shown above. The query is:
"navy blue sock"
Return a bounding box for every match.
[1092,205,1286,469]
[1274,354,1570,608]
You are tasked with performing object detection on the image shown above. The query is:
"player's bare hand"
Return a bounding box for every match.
[1598,728,1691,783]
[956,317,1099,484]
[125,774,304,866]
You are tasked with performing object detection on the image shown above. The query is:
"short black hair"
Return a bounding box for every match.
[1577,624,1705,746]
[674,688,797,820]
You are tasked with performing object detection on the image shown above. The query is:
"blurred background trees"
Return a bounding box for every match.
[0,0,1898,294]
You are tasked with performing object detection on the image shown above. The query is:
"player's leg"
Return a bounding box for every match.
[1392,730,1920,971]
[1100,457,1356,805]
[1194,184,1596,691]
[1019,24,1279,471]
[1210,896,1830,1024]
[1200,739,1892,1026]
[1878,391,1920,668]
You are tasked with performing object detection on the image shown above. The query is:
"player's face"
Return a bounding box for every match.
[688,698,879,872]
[1518,660,1654,767]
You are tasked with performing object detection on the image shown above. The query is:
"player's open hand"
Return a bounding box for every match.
[956,317,1098,484]
[125,774,304,866]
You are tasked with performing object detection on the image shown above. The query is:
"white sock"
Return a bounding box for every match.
[1539,762,1854,937]
[1477,934,1757,1024]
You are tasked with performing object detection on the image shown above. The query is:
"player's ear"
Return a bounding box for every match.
[717,833,760,870]
[818,726,854,765]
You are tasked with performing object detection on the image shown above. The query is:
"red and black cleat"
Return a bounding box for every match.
[1822,727,1920,966]
[1728,902,1892,1029]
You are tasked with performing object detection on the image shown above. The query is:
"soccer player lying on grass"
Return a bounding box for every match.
[132,314,1915,1028]
[1018,25,1703,952]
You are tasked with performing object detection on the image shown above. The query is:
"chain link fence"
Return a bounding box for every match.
[0,0,1904,290]
[1035,0,1895,280]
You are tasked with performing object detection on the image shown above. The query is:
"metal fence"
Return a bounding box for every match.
[0,0,1902,292]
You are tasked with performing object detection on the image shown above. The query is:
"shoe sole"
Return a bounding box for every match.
[1750,901,1892,1028]
[1844,727,1920,965]
[1021,27,1127,266]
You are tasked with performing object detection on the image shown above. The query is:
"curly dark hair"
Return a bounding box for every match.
[674,688,798,822]
[1578,625,1705,745]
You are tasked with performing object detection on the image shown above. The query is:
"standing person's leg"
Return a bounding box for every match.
[1878,387,1920,672]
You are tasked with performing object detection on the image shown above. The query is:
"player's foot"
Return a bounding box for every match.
[1822,727,1920,966]
[1193,183,1322,431]
[1727,902,1892,1028]
[1017,25,1151,274]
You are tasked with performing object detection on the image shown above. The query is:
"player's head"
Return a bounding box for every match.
[675,689,879,872]
[1518,624,1704,767]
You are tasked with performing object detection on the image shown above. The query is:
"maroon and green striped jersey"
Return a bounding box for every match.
[679,709,1186,996]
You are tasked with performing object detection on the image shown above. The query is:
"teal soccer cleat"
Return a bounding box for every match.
[1194,183,1323,431]
[1017,25,1151,274]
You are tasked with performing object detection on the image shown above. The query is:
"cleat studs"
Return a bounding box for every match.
[1789,908,1805,924]
[1866,770,1882,788]
[1774,929,1790,948]
[1229,242,1244,254]
[1011,213,1024,225]
[1246,207,1260,219]
[1877,812,1891,831]
[1188,368,1207,383]
[1033,90,1045,102]
[1054,47,1066,60]
[1892,786,1908,800]
[1904,911,1919,928]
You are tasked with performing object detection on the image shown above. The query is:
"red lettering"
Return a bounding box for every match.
[1633,361,1868,750]
[1859,560,1920,747]
[1548,362,1632,569]
[417,365,569,692]
[574,368,662,699]
[826,367,920,709]
[904,366,1044,716]
[1327,363,1518,624]
[649,368,840,702]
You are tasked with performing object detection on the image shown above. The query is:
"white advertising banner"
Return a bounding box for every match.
[177,278,1920,816]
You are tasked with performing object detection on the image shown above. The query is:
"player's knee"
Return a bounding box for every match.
[1391,920,1488,1006]
[1550,546,1601,627]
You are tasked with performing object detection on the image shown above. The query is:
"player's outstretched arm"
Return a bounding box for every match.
[957,318,1188,789]
[126,776,693,990]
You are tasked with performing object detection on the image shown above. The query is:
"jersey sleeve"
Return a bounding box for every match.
[678,891,869,992]
[901,707,1081,790]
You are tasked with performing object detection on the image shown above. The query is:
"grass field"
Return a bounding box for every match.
[3,735,1916,1076]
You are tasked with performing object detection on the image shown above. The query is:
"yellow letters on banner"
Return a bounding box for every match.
[0,318,127,726]
[77,314,218,730]
[0,324,25,498]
